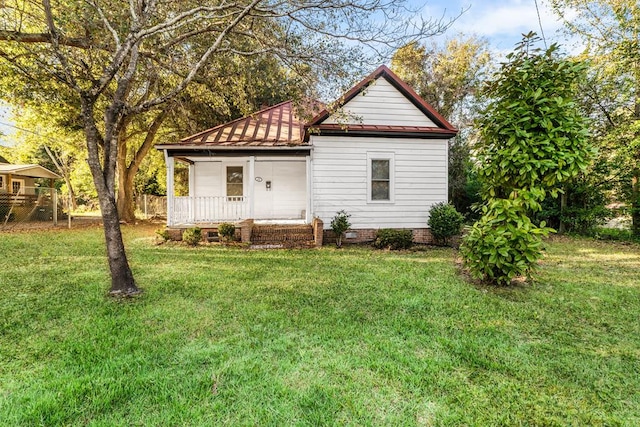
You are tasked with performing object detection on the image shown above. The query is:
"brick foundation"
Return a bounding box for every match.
[166,228,184,241]
[240,219,253,243]
[165,222,437,247]
[312,218,324,247]
[167,220,320,246]
[323,228,435,245]
[250,224,314,244]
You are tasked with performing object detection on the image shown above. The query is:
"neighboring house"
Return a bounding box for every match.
[0,161,61,223]
[156,65,457,244]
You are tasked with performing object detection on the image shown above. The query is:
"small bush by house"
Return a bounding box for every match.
[428,202,464,246]
[330,210,351,248]
[182,227,202,246]
[155,227,171,243]
[218,223,236,242]
[373,229,413,250]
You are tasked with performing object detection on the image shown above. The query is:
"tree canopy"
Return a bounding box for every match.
[0,0,455,295]
[549,0,640,235]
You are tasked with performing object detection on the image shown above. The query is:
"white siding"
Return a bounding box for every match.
[192,157,306,220]
[311,136,448,229]
[323,78,436,127]
[193,159,249,197]
[194,161,223,197]
[254,159,306,219]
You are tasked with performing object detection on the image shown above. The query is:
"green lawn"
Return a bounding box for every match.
[1,225,638,426]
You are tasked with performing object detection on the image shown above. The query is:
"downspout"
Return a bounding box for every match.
[306,152,312,224]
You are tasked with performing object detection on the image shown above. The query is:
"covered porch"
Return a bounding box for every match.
[157,101,313,227]
[164,153,311,226]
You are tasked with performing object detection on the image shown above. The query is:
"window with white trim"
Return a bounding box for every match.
[226,166,244,201]
[0,175,4,190]
[367,152,394,203]
[12,179,24,194]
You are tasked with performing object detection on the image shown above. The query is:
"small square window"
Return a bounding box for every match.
[12,179,24,194]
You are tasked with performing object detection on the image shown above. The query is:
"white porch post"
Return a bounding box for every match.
[189,162,195,223]
[248,156,255,219]
[306,153,313,224]
[164,150,175,226]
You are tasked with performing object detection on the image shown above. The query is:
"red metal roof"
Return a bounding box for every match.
[160,65,457,151]
[175,101,306,147]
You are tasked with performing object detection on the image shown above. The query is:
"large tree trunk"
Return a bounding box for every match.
[99,190,139,295]
[81,99,139,296]
[559,189,567,234]
[116,171,136,223]
[116,110,168,223]
[632,171,640,237]
[116,153,137,223]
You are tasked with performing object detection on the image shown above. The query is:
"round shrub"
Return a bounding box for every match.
[155,227,171,243]
[460,197,552,285]
[330,210,351,248]
[182,227,202,246]
[217,222,236,242]
[428,202,464,246]
[373,229,413,250]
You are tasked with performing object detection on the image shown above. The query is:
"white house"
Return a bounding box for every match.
[156,65,457,244]
[0,160,62,223]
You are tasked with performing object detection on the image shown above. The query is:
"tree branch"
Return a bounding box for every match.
[86,0,121,49]
[129,0,266,115]
[0,30,91,48]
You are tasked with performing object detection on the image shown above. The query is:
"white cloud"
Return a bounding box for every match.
[460,2,560,37]
[420,0,582,54]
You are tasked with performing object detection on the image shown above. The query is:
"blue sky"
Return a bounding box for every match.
[1,1,577,145]
[420,0,577,53]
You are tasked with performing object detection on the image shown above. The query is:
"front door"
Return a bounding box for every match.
[253,160,306,220]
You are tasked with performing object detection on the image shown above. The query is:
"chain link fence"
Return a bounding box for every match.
[1,186,65,229]
[1,190,166,230]
[135,194,166,219]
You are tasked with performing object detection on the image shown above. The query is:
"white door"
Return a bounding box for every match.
[253,160,306,219]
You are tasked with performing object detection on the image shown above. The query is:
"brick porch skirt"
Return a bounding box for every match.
[323,228,434,245]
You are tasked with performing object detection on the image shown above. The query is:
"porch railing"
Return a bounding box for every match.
[170,196,249,225]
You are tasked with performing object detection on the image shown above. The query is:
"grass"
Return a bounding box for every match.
[0,225,639,426]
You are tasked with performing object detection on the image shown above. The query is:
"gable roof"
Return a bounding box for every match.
[0,163,61,179]
[159,65,457,153]
[164,101,307,149]
[305,65,457,139]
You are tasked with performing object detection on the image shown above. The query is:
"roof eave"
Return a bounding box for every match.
[157,144,311,151]
[0,164,61,179]
[306,128,458,140]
